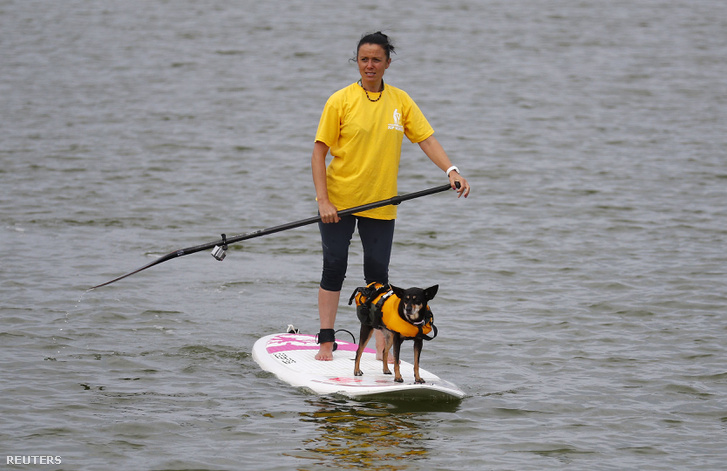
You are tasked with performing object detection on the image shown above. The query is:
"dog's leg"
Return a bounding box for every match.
[393,335,404,383]
[413,338,425,384]
[354,325,374,377]
[381,329,393,375]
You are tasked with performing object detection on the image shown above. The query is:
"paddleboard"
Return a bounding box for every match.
[252,332,465,401]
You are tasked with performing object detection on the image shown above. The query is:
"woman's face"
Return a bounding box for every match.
[357,43,391,89]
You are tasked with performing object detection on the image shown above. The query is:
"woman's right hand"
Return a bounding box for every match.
[318,199,340,224]
[311,141,339,223]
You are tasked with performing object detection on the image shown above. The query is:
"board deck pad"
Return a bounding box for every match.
[252,333,465,401]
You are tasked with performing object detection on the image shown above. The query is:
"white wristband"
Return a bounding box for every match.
[446,165,459,177]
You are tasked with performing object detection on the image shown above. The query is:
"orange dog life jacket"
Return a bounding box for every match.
[350,282,436,340]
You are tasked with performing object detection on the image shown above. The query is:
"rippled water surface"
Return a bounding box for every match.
[2,1,726,470]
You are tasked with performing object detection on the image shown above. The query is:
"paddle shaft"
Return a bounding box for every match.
[91,183,455,289]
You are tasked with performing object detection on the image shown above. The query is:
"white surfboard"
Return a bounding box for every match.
[252,332,465,401]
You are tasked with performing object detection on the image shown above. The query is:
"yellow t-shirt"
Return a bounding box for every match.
[315,82,434,219]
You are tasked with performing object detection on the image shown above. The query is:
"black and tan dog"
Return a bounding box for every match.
[349,282,438,384]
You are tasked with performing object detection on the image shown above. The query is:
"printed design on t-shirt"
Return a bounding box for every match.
[387,108,404,132]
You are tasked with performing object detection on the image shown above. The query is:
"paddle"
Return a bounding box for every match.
[91,183,457,289]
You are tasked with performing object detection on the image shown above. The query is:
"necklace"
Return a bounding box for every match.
[358,79,384,102]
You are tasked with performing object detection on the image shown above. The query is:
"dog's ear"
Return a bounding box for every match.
[423,285,439,301]
[390,285,405,298]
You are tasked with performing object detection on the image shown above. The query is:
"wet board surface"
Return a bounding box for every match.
[252,333,465,401]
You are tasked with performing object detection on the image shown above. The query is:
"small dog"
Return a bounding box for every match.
[349,283,438,384]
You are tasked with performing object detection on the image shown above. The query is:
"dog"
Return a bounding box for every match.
[349,282,438,384]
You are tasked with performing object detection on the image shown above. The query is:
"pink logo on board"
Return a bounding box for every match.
[265,333,371,353]
[266,334,318,353]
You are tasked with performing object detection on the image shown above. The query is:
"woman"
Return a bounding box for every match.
[312,32,470,361]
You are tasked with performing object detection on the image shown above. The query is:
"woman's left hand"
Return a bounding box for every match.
[417,136,471,198]
[449,171,470,198]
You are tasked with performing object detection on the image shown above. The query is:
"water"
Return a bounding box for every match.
[2,0,726,469]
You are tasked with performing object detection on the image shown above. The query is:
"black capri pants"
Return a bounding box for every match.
[318,215,396,292]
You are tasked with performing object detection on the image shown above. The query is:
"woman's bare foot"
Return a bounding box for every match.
[374,330,395,363]
[315,342,334,361]
[376,348,396,364]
